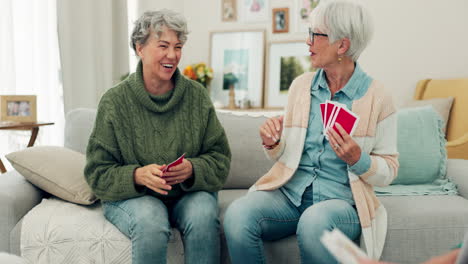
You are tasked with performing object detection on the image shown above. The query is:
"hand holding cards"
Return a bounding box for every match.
[162,153,185,173]
[320,100,359,139]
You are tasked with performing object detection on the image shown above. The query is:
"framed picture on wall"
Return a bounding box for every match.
[265,41,316,108]
[222,0,237,22]
[209,30,265,108]
[239,0,269,23]
[295,0,320,32]
[0,95,37,123]
[272,8,289,33]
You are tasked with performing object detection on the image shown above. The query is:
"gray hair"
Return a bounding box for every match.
[130,9,189,55]
[309,0,373,61]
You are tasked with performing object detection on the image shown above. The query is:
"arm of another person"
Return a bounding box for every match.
[181,103,231,192]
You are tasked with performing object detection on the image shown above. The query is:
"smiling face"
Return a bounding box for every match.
[136,26,183,82]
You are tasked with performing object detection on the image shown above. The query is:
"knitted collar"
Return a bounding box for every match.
[128,61,187,113]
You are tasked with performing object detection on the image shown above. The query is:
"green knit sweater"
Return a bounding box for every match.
[84,62,231,201]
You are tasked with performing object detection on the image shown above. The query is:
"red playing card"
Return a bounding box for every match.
[325,102,336,129]
[320,103,326,129]
[330,107,359,136]
[162,153,186,173]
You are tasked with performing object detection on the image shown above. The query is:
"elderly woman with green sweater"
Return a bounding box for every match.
[84,9,231,264]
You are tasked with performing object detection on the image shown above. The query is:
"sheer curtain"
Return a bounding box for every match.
[0,0,64,169]
[57,0,129,114]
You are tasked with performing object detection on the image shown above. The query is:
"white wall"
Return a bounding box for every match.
[135,0,468,107]
[63,0,468,110]
[360,0,468,106]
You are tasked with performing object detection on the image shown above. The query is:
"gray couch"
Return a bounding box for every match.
[1,108,468,263]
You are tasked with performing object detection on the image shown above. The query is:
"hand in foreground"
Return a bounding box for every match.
[134,164,172,195]
[327,123,362,166]
[260,115,284,146]
[162,159,193,185]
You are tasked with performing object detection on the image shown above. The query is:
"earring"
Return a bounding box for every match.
[338,56,343,63]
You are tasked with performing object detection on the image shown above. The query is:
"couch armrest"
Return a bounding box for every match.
[0,170,43,253]
[447,133,468,160]
[447,159,468,199]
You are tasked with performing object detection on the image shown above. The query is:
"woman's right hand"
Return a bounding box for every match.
[134,164,172,195]
[259,115,284,146]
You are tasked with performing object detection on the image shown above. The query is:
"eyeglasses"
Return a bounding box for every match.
[308,28,328,44]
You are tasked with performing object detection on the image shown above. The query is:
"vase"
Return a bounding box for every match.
[228,84,237,109]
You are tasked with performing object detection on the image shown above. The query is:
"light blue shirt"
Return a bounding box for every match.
[280,64,373,207]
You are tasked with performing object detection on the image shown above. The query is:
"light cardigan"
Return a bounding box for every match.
[251,72,399,259]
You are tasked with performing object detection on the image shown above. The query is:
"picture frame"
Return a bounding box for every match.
[0,95,37,123]
[272,8,289,33]
[295,0,320,33]
[239,0,269,23]
[209,30,265,108]
[265,41,316,108]
[222,0,237,22]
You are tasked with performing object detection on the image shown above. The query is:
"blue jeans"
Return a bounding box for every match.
[223,188,361,264]
[103,192,220,264]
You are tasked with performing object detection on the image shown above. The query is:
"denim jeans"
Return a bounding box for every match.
[223,187,361,264]
[103,191,220,264]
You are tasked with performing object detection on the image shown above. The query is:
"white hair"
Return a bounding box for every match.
[309,0,373,61]
[130,9,189,55]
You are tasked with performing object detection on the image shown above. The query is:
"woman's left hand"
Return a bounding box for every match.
[327,123,362,166]
[162,159,193,185]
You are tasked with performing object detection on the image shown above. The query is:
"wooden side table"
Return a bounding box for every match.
[0,121,54,173]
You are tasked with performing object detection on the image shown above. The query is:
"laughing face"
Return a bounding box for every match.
[136,26,183,82]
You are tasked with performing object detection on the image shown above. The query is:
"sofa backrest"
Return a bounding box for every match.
[64,108,97,154]
[64,108,274,190]
[216,112,273,189]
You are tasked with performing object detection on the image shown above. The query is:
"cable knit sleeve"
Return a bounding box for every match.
[84,95,145,201]
[182,91,231,192]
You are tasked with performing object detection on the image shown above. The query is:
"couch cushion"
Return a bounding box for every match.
[21,198,132,263]
[20,198,185,264]
[6,146,97,205]
[392,106,447,185]
[380,195,468,263]
[216,112,274,189]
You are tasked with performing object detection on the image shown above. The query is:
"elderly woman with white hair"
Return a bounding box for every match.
[84,9,231,264]
[223,1,398,263]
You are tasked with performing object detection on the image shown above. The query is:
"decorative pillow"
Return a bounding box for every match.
[391,106,447,185]
[6,146,97,205]
[403,97,454,133]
